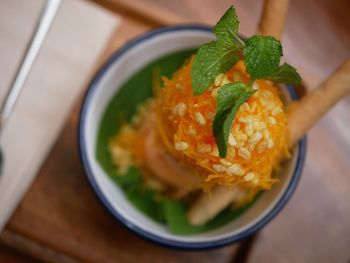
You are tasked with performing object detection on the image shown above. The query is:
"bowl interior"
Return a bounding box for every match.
[80,26,304,248]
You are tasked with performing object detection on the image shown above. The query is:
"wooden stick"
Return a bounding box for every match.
[188,58,350,225]
[288,59,350,145]
[187,186,246,225]
[257,0,290,39]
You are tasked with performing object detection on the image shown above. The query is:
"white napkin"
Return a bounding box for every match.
[0,0,120,230]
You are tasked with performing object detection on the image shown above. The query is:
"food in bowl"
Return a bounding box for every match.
[100,6,302,234]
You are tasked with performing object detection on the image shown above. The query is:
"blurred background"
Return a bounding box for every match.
[0,0,349,262]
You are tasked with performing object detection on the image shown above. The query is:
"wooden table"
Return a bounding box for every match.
[1,0,350,262]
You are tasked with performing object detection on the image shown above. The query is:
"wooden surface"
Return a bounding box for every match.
[1,13,242,263]
[0,0,118,231]
[0,244,37,263]
[1,0,350,262]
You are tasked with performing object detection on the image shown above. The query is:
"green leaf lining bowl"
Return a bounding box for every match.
[78,25,307,250]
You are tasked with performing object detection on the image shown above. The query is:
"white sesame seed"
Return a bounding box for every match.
[267,116,277,125]
[175,141,189,151]
[249,131,263,144]
[263,90,273,98]
[211,88,219,99]
[253,121,267,131]
[228,164,245,176]
[252,82,259,90]
[220,159,232,167]
[189,127,197,137]
[257,141,268,153]
[244,172,255,182]
[271,106,282,116]
[213,164,227,173]
[214,73,225,86]
[238,147,251,160]
[220,76,230,87]
[267,138,274,149]
[245,123,254,136]
[247,142,256,152]
[236,132,248,142]
[173,102,187,116]
[195,112,206,127]
[207,112,215,121]
[228,133,237,146]
[241,102,250,112]
[197,144,212,153]
[239,116,254,123]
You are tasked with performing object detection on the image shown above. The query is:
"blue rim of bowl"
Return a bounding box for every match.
[78,24,307,250]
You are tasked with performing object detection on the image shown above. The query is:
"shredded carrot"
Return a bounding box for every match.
[110,56,289,204]
[155,57,289,197]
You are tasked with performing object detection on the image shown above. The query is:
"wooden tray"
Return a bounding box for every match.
[0,13,246,263]
[2,1,350,262]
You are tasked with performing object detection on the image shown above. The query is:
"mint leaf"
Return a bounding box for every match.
[213,6,239,43]
[267,63,302,85]
[126,188,165,222]
[213,83,255,157]
[192,42,239,95]
[191,6,241,95]
[244,35,282,79]
[190,7,302,156]
[216,82,246,113]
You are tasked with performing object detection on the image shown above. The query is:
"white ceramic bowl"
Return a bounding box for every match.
[79,25,306,249]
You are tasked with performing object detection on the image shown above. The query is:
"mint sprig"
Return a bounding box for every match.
[266,63,302,85]
[191,6,302,157]
[213,6,239,43]
[244,36,282,79]
[244,35,301,85]
[191,7,241,95]
[192,42,239,95]
[213,83,255,157]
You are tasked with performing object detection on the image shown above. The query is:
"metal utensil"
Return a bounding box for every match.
[0,0,62,175]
